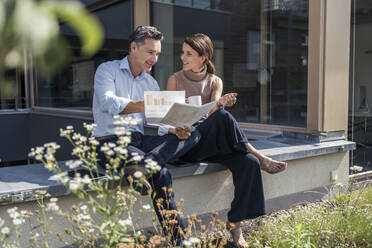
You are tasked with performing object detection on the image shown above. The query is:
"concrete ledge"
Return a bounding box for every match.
[253,139,355,162]
[0,138,355,205]
[32,107,93,120]
[169,139,355,178]
[0,109,31,115]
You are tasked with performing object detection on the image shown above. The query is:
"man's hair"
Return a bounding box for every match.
[129,26,163,48]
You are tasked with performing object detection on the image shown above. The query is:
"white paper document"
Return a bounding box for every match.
[144,91,185,125]
[144,91,217,127]
[160,100,217,127]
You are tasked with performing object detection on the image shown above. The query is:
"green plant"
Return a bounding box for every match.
[0,118,228,248]
[246,183,372,248]
[27,118,164,247]
[0,0,103,102]
[0,0,102,73]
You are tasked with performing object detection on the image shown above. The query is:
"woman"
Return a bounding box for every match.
[166,33,287,247]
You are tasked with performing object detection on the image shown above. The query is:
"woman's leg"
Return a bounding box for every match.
[226,221,248,248]
[212,152,266,221]
[180,110,249,162]
[245,143,287,174]
[182,109,287,173]
[211,152,265,247]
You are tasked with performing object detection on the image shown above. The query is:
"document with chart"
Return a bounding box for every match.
[144,91,217,127]
[144,91,185,125]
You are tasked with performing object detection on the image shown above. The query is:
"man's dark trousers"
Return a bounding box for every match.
[97,130,200,244]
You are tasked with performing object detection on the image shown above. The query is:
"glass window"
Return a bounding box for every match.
[349,0,372,172]
[151,0,309,127]
[0,69,26,110]
[34,0,134,110]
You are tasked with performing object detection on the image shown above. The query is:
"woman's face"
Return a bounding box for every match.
[181,42,206,72]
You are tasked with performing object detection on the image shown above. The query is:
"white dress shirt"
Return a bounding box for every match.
[92,56,160,137]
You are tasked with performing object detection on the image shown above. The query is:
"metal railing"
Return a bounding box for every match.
[0,97,27,110]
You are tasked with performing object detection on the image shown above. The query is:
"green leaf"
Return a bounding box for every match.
[45,0,103,56]
[0,0,103,75]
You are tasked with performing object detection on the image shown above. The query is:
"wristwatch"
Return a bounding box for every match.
[216,101,224,110]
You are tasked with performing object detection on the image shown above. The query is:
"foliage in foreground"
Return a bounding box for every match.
[0,119,227,248]
[247,184,372,248]
[0,0,103,101]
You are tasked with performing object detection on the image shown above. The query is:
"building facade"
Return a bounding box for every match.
[2,0,369,173]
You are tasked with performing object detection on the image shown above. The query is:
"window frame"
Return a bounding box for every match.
[29,0,351,135]
[30,0,135,113]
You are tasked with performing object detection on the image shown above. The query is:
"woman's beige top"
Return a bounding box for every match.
[173,67,221,105]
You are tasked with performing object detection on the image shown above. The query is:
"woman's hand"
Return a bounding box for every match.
[218,93,237,108]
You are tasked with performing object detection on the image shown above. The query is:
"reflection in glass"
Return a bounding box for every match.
[0,69,26,110]
[349,0,372,172]
[151,0,308,127]
[35,1,133,110]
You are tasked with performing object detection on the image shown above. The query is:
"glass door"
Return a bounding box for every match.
[349,0,372,172]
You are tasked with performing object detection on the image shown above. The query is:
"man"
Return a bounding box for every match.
[92,26,200,245]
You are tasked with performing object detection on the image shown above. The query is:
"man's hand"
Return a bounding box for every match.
[120,100,145,114]
[218,93,237,108]
[169,126,192,140]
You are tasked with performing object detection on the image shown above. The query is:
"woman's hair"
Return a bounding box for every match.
[184,33,216,74]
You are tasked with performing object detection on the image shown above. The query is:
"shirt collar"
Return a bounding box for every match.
[120,56,146,79]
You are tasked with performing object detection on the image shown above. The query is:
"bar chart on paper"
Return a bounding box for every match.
[145,95,175,106]
[144,91,185,124]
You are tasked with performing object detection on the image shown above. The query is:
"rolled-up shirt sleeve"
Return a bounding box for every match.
[158,125,172,136]
[157,124,196,136]
[94,63,130,115]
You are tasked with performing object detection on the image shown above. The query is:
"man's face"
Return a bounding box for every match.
[130,38,161,73]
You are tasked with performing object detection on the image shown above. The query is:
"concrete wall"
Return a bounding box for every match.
[0,113,30,162]
[175,150,349,216]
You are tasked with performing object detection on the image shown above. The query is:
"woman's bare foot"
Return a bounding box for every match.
[260,157,287,174]
[226,221,248,248]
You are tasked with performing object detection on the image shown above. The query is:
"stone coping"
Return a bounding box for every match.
[0,138,355,205]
